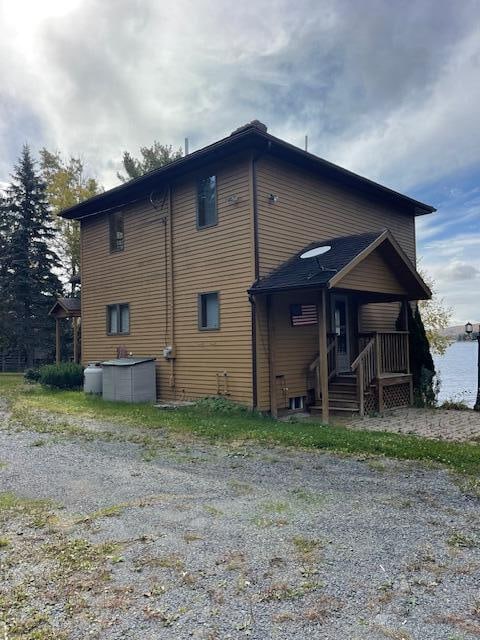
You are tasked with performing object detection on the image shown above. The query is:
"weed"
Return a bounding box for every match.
[0,537,9,548]
[287,487,325,506]
[259,580,322,602]
[251,515,289,528]
[0,492,58,528]
[43,538,122,574]
[367,459,387,471]
[447,531,479,549]
[135,553,185,572]
[260,500,289,514]
[228,480,254,495]
[292,536,322,556]
[303,595,343,622]
[374,625,412,640]
[74,504,125,525]
[31,439,46,447]
[203,505,223,516]
[183,532,203,543]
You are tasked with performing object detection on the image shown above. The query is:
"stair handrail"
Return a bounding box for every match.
[350,337,375,374]
[308,334,338,403]
[351,336,376,417]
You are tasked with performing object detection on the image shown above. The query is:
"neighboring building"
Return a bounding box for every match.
[61,121,434,420]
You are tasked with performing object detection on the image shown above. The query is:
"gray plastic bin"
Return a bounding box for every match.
[102,357,156,403]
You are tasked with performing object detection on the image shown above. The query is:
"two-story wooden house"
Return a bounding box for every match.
[61,121,435,421]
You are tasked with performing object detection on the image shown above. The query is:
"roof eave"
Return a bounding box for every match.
[61,125,436,220]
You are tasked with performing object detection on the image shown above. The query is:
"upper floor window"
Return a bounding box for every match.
[107,303,130,335]
[109,211,124,252]
[197,176,217,228]
[198,292,219,330]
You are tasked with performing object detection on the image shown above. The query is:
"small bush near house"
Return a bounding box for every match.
[24,368,41,384]
[39,363,84,390]
[439,400,470,411]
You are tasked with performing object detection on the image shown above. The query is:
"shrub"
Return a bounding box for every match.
[39,363,84,390]
[195,396,252,415]
[24,368,41,384]
[440,400,470,411]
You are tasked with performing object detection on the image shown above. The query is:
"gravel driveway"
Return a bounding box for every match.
[0,407,479,639]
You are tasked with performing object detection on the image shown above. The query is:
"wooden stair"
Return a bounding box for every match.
[310,374,363,416]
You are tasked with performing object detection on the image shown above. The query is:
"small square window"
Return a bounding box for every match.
[107,303,129,335]
[197,176,217,228]
[199,292,219,330]
[109,211,124,252]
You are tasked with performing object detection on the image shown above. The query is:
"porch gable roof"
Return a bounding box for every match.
[49,297,81,318]
[249,229,431,301]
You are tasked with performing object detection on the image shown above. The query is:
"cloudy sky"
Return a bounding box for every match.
[1,0,479,323]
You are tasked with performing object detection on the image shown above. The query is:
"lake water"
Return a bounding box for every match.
[433,341,478,407]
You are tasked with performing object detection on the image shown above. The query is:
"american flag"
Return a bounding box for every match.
[290,304,318,326]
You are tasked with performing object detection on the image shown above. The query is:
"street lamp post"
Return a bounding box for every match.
[465,322,480,411]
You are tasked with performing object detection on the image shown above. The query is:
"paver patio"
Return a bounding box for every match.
[337,407,480,442]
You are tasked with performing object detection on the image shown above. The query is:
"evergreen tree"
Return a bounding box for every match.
[117,142,183,182]
[397,302,436,406]
[0,146,62,368]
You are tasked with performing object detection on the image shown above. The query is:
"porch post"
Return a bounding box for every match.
[267,295,278,418]
[317,289,329,424]
[73,317,79,364]
[55,318,61,365]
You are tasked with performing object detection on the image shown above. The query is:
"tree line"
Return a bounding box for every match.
[0,142,180,370]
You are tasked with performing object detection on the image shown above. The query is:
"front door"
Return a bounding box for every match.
[332,294,350,373]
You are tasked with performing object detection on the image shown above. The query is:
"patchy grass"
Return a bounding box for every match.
[0,492,58,529]
[2,374,480,476]
[447,531,479,549]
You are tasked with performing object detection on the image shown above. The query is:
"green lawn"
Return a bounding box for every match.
[1,373,480,475]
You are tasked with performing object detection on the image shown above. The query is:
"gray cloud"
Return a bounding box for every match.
[1,0,480,323]
[1,0,479,190]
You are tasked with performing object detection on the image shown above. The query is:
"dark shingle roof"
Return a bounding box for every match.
[249,230,385,294]
[57,297,81,312]
[60,122,435,220]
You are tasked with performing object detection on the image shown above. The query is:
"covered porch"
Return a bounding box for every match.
[48,297,81,365]
[250,230,431,422]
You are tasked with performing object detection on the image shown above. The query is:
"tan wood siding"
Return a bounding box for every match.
[269,291,319,408]
[255,155,418,409]
[81,201,171,397]
[81,155,255,405]
[256,156,416,275]
[359,302,401,333]
[335,249,408,295]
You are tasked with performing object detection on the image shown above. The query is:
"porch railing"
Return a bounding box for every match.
[354,331,410,415]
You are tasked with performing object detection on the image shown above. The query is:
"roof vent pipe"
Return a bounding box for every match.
[184,138,189,155]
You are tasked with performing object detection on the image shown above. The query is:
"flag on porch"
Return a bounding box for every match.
[290,304,318,326]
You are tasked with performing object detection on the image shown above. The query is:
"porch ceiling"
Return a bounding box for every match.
[249,229,431,301]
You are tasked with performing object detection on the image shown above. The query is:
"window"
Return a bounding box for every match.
[198,292,219,330]
[109,211,124,252]
[197,176,217,228]
[107,303,130,335]
[289,396,306,410]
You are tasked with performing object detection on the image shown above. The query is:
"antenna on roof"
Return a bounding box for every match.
[300,245,337,279]
[184,138,189,156]
[304,135,308,151]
